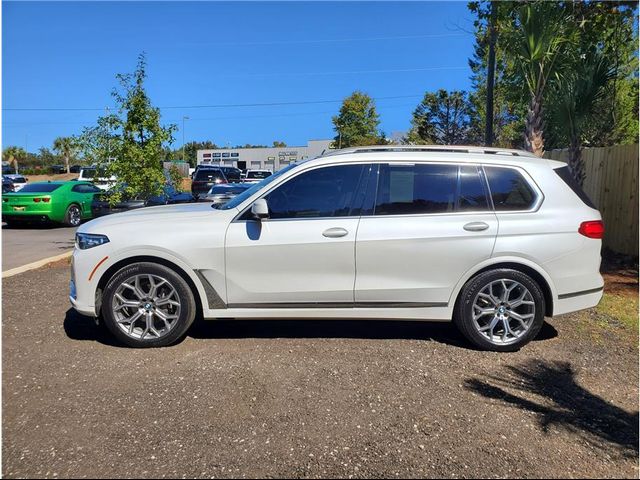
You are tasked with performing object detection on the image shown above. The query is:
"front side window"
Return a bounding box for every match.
[264,164,368,219]
[484,166,536,211]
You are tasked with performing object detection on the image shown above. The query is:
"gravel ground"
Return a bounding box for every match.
[2,263,638,478]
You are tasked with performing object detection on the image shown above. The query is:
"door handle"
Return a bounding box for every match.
[463,222,490,232]
[322,227,348,238]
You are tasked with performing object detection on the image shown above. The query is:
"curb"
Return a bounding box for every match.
[2,251,72,278]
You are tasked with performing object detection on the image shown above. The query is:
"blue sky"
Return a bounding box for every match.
[3,1,476,151]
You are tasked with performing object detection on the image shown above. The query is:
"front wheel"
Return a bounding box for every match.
[63,204,82,227]
[453,269,545,352]
[101,262,197,348]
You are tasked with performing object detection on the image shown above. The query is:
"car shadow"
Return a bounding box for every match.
[64,307,558,350]
[464,359,639,456]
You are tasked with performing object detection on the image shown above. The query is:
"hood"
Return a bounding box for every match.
[79,202,222,233]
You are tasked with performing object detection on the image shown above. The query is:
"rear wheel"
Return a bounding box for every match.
[101,262,196,348]
[63,204,82,227]
[453,269,545,352]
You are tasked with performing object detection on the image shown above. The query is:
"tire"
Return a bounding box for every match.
[101,262,197,348]
[453,269,545,352]
[63,204,82,227]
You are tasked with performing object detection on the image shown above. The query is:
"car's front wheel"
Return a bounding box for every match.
[101,262,197,348]
[453,269,545,352]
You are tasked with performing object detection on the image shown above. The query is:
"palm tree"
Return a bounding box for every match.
[2,146,26,172]
[512,3,570,157]
[553,52,616,185]
[53,137,77,174]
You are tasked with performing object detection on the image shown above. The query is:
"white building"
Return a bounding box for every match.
[196,139,333,171]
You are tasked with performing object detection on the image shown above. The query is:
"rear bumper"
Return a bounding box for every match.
[2,213,51,223]
[554,285,604,316]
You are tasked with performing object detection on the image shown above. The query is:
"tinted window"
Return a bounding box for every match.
[554,166,596,209]
[485,166,536,211]
[375,164,458,215]
[265,165,367,219]
[195,170,225,181]
[19,183,62,193]
[458,165,489,211]
[72,184,101,193]
[222,168,242,181]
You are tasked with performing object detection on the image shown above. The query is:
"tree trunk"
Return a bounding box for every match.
[65,154,70,174]
[524,94,545,157]
[567,136,585,186]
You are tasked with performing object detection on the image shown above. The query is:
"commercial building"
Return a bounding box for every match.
[196,139,332,171]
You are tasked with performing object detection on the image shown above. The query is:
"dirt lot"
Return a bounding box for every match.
[2,263,638,478]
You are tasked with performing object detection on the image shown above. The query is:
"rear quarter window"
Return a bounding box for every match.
[484,166,537,211]
[554,166,596,209]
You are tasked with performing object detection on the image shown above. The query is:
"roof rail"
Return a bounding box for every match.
[321,145,535,158]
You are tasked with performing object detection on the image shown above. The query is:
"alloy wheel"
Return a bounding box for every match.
[471,279,536,345]
[111,274,182,340]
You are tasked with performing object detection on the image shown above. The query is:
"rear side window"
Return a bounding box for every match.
[484,166,536,211]
[72,184,101,193]
[195,170,225,181]
[369,164,490,215]
[554,166,596,209]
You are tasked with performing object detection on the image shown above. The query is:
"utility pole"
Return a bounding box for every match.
[485,1,498,147]
[182,116,190,163]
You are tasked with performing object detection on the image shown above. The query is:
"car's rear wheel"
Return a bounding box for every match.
[101,262,196,348]
[453,269,545,352]
[63,204,82,227]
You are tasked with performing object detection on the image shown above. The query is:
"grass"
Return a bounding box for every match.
[596,292,639,331]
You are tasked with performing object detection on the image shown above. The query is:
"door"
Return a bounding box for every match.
[225,164,371,306]
[72,183,102,218]
[355,163,498,305]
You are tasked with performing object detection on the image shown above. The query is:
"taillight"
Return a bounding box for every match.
[42,197,50,203]
[579,220,604,239]
[33,198,41,203]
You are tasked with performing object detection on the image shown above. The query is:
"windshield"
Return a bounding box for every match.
[19,183,63,193]
[81,168,96,178]
[247,170,271,179]
[220,163,299,210]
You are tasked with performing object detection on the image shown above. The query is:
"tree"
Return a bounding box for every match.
[332,91,385,148]
[272,141,287,148]
[509,3,571,156]
[52,137,78,174]
[406,90,479,145]
[78,53,176,203]
[2,146,27,171]
[552,52,616,184]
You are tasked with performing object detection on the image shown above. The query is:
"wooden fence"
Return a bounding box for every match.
[544,144,639,257]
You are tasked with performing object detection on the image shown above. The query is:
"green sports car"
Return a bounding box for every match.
[2,181,102,227]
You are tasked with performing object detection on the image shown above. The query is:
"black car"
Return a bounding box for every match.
[147,184,194,206]
[2,177,14,194]
[92,184,195,217]
[191,168,227,199]
[70,165,82,173]
[50,165,66,174]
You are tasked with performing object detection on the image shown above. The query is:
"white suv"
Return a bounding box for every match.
[70,146,604,351]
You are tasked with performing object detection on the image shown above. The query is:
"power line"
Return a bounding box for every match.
[3,93,429,112]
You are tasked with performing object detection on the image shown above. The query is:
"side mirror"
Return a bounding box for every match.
[251,199,269,220]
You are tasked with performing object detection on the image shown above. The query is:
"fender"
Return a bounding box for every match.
[448,255,558,313]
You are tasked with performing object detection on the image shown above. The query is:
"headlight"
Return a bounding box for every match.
[75,233,110,250]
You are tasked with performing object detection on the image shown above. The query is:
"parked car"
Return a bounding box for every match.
[218,166,242,183]
[50,165,66,174]
[70,165,82,173]
[78,166,117,191]
[191,168,227,199]
[2,177,15,194]
[243,169,272,184]
[2,165,15,175]
[3,181,101,227]
[92,184,194,217]
[201,183,251,206]
[71,145,604,350]
[3,174,28,192]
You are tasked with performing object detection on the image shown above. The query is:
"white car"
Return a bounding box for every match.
[243,169,272,184]
[78,166,116,191]
[70,146,604,350]
[3,174,28,191]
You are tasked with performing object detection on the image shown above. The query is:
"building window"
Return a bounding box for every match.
[231,153,239,157]
[203,153,212,158]
[222,153,230,158]
[213,153,221,158]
